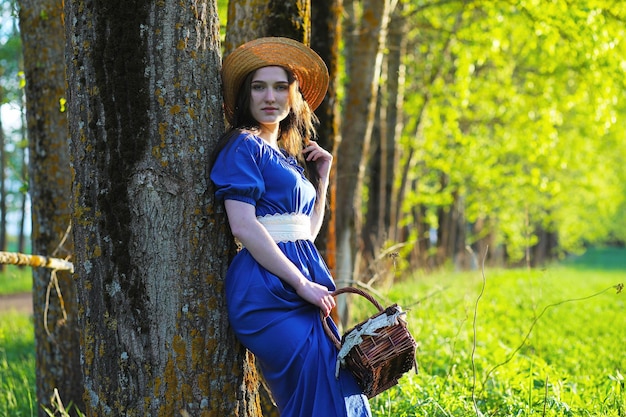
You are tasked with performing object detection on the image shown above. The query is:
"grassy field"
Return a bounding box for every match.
[0,311,35,417]
[1,247,624,416]
[365,247,626,416]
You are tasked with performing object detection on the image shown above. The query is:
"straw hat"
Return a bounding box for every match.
[222,37,329,124]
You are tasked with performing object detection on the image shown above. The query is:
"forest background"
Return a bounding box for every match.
[0,0,625,416]
[2,0,626,272]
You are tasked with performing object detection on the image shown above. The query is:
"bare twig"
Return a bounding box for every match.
[471,246,489,417]
[480,283,624,388]
[44,269,68,337]
[52,223,72,257]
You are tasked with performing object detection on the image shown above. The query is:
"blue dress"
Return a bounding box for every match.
[211,132,372,417]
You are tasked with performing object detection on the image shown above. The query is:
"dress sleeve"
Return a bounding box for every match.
[211,133,266,205]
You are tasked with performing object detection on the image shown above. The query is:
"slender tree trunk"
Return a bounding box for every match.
[395,9,464,272]
[335,0,391,293]
[311,0,341,265]
[0,114,6,263]
[383,1,406,245]
[361,3,406,276]
[17,103,28,254]
[18,1,83,414]
[311,0,341,293]
[65,1,258,415]
[362,110,382,267]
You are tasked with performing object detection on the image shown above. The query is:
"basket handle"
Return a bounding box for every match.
[321,287,385,350]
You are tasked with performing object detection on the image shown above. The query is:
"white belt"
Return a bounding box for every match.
[257,213,312,243]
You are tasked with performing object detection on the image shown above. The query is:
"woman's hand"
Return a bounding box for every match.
[304,142,333,239]
[294,279,336,317]
[303,141,333,180]
[224,199,335,316]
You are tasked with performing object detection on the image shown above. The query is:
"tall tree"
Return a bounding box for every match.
[18,0,83,414]
[0,114,6,261]
[393,1,626,268]
[335,0,391,299]
[362,0,408,279]
[65,0,258,415]
[17,103,28,255]
[311,0,342,272]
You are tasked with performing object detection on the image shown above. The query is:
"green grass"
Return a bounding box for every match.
[0,248,624,416]
[0,265,32,295]
[0,312,36,417]
[359,248,626,416]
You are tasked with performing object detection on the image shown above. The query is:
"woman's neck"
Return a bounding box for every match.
[258,124,280,150]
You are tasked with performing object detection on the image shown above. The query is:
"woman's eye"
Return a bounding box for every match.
[252,84,265,91]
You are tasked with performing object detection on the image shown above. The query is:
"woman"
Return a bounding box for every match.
[211,37,372,417]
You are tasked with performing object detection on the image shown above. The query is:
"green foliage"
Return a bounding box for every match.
[217,0,229,41]
[346,248,626,416]
[0,0,22,103]
[399,0,626,261]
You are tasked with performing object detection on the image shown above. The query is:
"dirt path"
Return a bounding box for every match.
[0,292,33,314]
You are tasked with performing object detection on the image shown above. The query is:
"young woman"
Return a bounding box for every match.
[211,37,372,417]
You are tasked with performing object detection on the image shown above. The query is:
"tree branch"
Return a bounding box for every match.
[0,251,74,273]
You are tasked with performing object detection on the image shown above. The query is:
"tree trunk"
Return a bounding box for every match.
[18,106,28,254]
[18,0,83,414]
[394,8,463,273]
[225,0,310,53]
[382,1,406,246]
[65,1,259,415]
[0,114,6,263]
[361,4,406,277]
[335,0,390,292]
[224,0,271,53]
[311,0,341,323]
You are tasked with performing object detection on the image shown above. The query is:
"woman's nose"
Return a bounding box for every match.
[264,88,275,101]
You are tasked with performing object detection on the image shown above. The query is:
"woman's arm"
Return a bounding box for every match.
[224,199,336,316]
[303,142,333,239]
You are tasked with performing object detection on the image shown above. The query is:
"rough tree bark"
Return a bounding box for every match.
[65,0,259,415]
[225,0,310,54]
[18,0,83,414]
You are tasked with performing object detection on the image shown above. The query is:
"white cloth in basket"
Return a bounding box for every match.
[335,306,407,378]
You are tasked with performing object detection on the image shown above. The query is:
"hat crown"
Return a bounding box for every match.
[222,37,329,124]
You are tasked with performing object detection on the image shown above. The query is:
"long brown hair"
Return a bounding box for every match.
[213,66,322,194]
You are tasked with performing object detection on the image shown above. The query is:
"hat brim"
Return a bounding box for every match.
[222,37,329,124]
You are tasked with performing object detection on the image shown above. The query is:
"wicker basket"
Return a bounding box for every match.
[322,287,418,398]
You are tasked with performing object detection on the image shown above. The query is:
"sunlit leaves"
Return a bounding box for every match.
[398,0,626,260]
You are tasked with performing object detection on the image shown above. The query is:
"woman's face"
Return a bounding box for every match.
[249,66,291,129]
